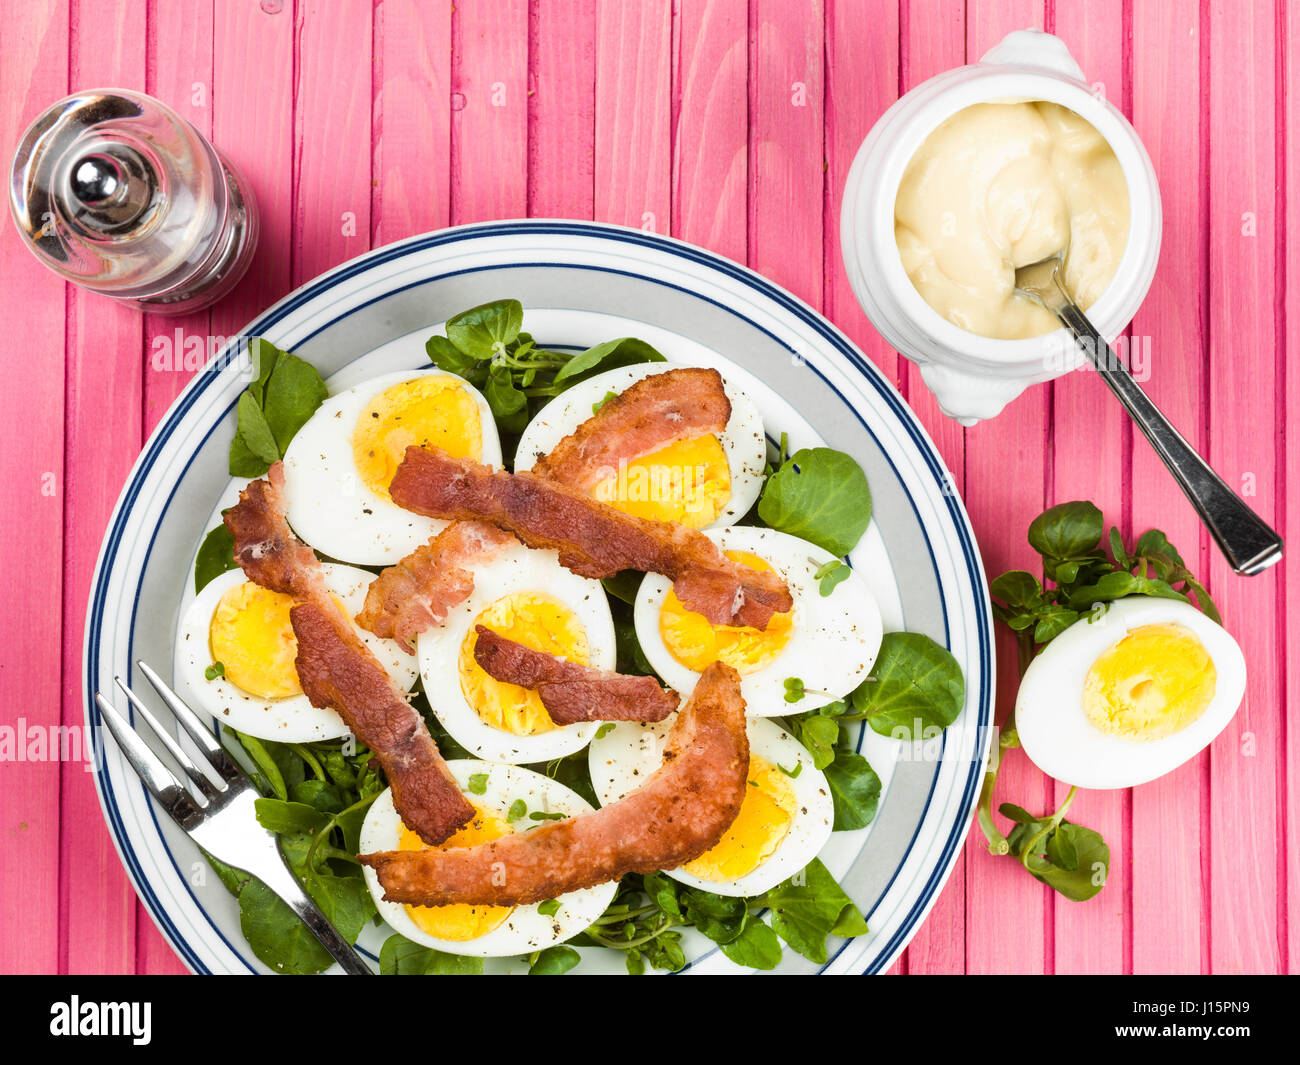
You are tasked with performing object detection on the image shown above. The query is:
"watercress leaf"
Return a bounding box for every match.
[379,934,484,975]
[824,748,881,831]
[1108,526,1129,568]
[300,863,376,943]
[643,871,683,920]
[1006,613,1036,632]
[1068,569,1138,608]
[552,336,667,385]
[719,920,783,970]
[236,732,289,800]
[794,713,839,769]
[989,570,1043,609]
[528,945,581,975]
[1027,500,1104,560]
[1045,823,1080,870]
[680,888,748,944]
[233,391,279,467]
[426,334,480,376]
[1134,528,1185,569]
[852,632,964,739]
[485,364,527,417]
[445,299,523,358]
[203,850,250,897]
[290,778,344,814]
[238,877,334,974]
[261,348,330,455]
[1050,558,1084,585]
[817,560,852,597]
[625,950,646,976]
[756,858,867,964]
[601,570,644,605]
[757,448,872,556]
[1025,822,1110,902]
[1032,605,1079,644]
[194,521,238,594]
[253,797,332,835]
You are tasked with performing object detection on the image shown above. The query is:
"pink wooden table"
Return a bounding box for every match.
[0,0,1293,976]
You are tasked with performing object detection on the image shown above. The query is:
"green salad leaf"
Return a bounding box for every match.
[754,858,868,964]
[823,748,881,831]
[850,632,965,739]
[229,338,329,477]
[194,520,238,594]
[380,934,484,975]
[757,447,871,556]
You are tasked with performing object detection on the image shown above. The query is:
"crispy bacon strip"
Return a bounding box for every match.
[530,366,731,490]
[356,521,512,649]
[224,464,473,845]
[390,446,793,629]
[359,662,749,906]
[471,625,678,724]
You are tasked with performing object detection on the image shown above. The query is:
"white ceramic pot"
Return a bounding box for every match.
[840,29,1162,425]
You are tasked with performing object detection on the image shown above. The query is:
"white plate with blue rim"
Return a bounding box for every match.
[84,220,994,975]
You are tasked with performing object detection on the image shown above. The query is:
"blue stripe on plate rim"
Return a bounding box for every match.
[83,219,993,976]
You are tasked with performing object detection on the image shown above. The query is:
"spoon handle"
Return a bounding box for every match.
[1046,284,1283,576]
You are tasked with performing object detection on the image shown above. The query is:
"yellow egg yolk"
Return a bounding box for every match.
[590,434,731,528]
[659,550,793,674]
[399,804,513,940]
[459,593,589,735]
[684,755,796,881]
[209,582,302,699]
[1082,623,1218,740]
[352,376,483,499]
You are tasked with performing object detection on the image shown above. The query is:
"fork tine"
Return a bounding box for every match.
[113,676,223,800]
[94,692,204,825]
[135,660,244,783]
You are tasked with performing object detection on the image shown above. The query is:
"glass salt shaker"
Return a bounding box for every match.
[8,89,258,314]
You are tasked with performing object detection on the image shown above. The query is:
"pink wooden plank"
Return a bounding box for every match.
[292,1,373,286]
[530,0,597,220]
[594,0,672,231]
[1128,0,1209,976]
[0,0,69,977]
[1046,0,1131,977]
[673,0,747,263]
[142,0,214,436]
[893,0,968,977]
[373,0,452,244]
[961,0,1050,977]
[1286,0,1300,980]
[748,0,825,309]
[1206,0,1282,975]
[208,0,297,350]
[451,0,528,224]
[825,0,901,391]
[58,0,147,978]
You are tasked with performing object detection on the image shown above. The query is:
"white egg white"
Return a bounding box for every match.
[513,362,766,528]
[633,525,883,717]
[281,369,502,565]
[360,762,618,957]
[416,541,616,764]
[175,564,418,743]
[588,714,834,897]
[1015,597,1247,789]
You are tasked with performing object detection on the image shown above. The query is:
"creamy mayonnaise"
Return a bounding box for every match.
[894,101,1130,340]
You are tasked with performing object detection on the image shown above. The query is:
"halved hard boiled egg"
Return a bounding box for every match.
[1015,597,1247,789]
[416,541,616,763]
[588,715,833,896]
[633,525,883,717]
[175,564,418,742]
[360,761,617,957]
[281,369,502,565]
[513,363,766,529]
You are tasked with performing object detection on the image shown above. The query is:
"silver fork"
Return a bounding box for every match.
[93,661,373,975]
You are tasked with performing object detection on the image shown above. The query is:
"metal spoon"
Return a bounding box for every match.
[1014,252,1283,576]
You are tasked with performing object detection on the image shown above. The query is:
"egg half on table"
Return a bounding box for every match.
[589,715,834,896]
[176,564,418,742]
[633,525,884,718]
[1015,598,1247,789]
[513,363,767,529]
[416,541,617,764]
[281,368,502,566]
[361,761,617,957]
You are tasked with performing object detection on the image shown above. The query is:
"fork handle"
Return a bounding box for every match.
[254,855,374,976]
[1046,281,1284,577]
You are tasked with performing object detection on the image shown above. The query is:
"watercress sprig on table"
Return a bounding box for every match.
[979,501,1216,901]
